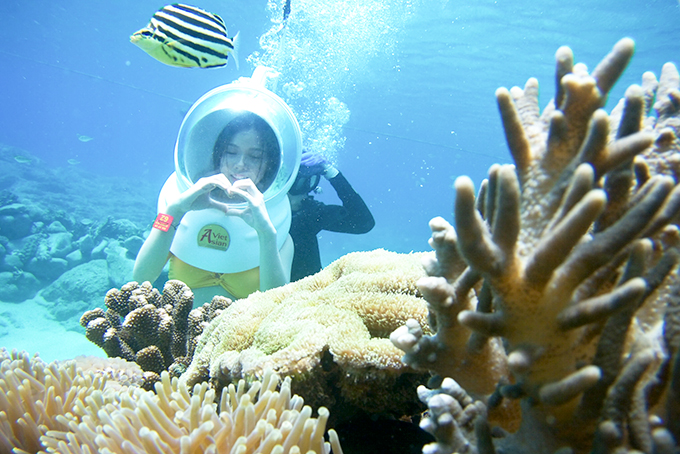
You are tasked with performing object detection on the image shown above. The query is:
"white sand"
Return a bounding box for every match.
[0,297,104,363]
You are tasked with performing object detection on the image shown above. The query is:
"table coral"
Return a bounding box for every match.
[182,249,433,419]
[391,38,680,453]
[80,280,231,389]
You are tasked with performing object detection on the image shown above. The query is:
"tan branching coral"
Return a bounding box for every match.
[416,377,488,454]
[183,249,433,418]
[637,63,680,180]
[80,280,231,388]
[0,349,342,454]
[391,38,680,453]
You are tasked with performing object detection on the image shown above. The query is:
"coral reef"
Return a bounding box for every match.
[391,38,680,453]
[0,348,137,453]
[0,143,158,314]
[80,280,230,389]
[0,348,342,454]
[182,249,434,420]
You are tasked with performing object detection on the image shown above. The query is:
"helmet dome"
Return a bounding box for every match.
[160,69,302,273]
[174,80,302,205]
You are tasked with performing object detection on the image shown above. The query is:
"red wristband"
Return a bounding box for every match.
[153,213,175,232]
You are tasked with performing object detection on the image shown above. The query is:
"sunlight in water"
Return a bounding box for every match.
[249,0,419,163]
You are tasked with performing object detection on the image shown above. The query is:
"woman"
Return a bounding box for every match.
[133,112,294,303]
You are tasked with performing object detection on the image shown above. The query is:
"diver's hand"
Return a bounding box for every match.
[224,178,275,235]
[300,150,338,179]
[166,174,233,218]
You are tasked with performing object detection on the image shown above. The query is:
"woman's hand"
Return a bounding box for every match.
[223,178,275,235]
[224,178,289,292]
[133,174,233,286]
[166,174,233,218]
[166,175,274,236]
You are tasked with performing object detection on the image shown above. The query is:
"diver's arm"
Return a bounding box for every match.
[324,172,376,233]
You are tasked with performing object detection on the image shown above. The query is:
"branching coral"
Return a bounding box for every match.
[183,249,433,420]
[416,377,488,454]
[0,348,343,454]
[637,63,680,180]
[391,38,680,453]
[80,280,231,389]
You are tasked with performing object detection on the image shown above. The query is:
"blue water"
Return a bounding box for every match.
[0,0,678,288]
[0,0,680,348]
[2,0,678,263]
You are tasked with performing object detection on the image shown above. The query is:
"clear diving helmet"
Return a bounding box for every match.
[158,67,302,273]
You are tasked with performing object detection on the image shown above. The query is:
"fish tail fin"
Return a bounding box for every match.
[231,31,240,70]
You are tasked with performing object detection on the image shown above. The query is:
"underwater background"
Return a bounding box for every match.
[0,0,678,361]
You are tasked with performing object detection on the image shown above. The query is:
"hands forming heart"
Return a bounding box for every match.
[170,174,274,234]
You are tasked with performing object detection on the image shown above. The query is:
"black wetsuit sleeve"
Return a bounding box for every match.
[289,172,375,281]
[321,172,375,234]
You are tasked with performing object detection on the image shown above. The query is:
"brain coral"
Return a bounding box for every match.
[183,249,434,419]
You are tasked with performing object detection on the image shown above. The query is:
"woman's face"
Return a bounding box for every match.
[219,128,266,185]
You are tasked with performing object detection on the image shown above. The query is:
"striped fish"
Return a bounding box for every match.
[130,4,239,69]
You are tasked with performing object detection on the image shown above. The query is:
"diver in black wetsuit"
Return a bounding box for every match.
[288,151,375,281]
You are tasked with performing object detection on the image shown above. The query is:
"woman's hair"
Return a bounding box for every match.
[212,112,281,192]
